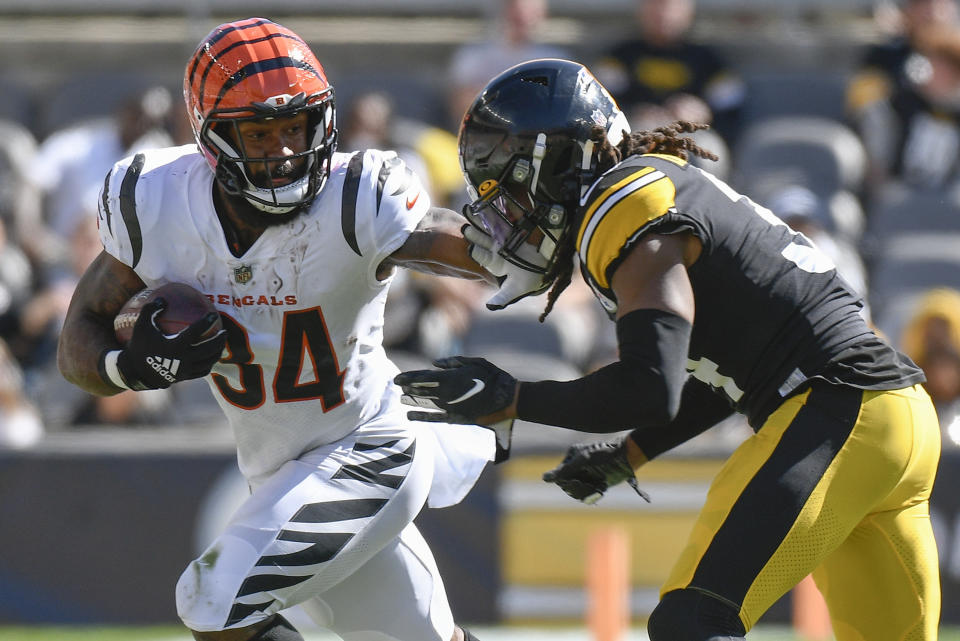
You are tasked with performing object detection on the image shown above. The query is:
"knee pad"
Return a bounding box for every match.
[647,589,746,641]
[249,615,304,641]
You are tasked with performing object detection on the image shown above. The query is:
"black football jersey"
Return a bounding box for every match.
[576,154,924,427]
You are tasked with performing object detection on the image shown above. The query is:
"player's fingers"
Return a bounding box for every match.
[580,492,603,505]
[407,410,449,423]
[400,393,440,408]
[463,224,496,250]
[468,244,498,270]
[542,466,574,482]
[431,356,467,369]
[394,371,442,387]
[141,297,168,314]
[190,330,227,359]
[192,326,227,347]
[432,355,486,369]
[179,312,223,342]
[138,297,168,331]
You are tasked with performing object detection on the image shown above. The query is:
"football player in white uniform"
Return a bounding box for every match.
[57,17,497,641]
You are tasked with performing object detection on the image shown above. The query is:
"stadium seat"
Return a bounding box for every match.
[739,69,849,125]
[864,181,960,236]
[732,116,867,201]
[462,313,568,361]
[863,184,960,343]
[731,115,868,241]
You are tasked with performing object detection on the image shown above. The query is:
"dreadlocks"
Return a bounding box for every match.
[537,121,718,322]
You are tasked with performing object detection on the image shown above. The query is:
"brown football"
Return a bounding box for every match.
[114,282,221,346]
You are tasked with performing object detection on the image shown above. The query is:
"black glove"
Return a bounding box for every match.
[542,437,651,505]
[394,356,517,424]
[116,298,226,391]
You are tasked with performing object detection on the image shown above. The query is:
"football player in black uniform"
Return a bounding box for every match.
[395,59,941,641]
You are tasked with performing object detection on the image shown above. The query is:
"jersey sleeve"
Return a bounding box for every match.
[96,147,191,282]
[97,152,145,269]
[349,149,431,283]
[576,159,680,290]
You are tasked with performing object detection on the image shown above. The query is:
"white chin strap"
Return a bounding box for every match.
[241,165,314,214]
[579,110,631,199]
[529,133,548,196]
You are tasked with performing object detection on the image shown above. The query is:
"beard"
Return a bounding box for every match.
[244,156,305,189]
[214,159,312,226]
[229,191,306,227]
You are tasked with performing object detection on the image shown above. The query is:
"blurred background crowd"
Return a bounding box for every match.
[0,0,960,632]
[3,0,960,457]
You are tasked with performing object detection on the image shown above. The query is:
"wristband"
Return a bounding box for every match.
[99,349,130,390]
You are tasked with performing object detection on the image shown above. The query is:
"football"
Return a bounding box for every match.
[114,282,221,346]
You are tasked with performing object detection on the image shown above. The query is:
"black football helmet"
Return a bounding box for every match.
[458,58,630,275]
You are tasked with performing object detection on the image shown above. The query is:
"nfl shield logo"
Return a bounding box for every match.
[234,265,252,283]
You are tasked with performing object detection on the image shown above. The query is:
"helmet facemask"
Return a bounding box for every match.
[463,147,572,276]
[184,18,339,218]
[458,59,631,289]
[198,90,337,216]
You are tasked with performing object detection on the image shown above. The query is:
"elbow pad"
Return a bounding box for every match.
[517,308,692,432]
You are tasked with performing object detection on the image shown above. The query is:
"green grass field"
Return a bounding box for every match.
[1,627,958,641]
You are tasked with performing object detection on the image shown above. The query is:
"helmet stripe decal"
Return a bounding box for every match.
[212,57,327,111]
[186,17,273,88]
[192,33,303,104]
[185,18,336,216]
[119,153,145,269]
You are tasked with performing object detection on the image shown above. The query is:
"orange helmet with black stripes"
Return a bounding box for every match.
[184,17,337,215]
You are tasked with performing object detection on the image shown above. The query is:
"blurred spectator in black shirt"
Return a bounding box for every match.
[592,0,746,146]
[848,0,960,195]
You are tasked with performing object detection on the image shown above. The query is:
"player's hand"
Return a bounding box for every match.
[542,437,651,505]
[394,356,517,424]
[462,224,551,311]
[116,298,226,390]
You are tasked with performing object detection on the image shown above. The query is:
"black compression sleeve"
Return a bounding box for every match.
[516,308,692,432]
[628,377,735,460]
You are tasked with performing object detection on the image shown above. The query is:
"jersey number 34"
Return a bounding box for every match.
[212,307,346,411]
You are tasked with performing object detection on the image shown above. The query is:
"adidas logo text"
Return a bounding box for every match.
[146,356,180,383]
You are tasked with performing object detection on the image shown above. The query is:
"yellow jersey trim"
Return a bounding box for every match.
[579,170,677,289]
[642,153,688,167]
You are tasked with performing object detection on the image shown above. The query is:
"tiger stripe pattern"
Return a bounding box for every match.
[222,438,415,628]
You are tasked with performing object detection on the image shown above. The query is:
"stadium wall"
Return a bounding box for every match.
[1,443,958,626]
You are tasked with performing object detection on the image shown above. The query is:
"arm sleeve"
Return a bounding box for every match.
[516,308,691,432]
[627,377,735,461]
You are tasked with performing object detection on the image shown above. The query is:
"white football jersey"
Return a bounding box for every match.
[98,144,431,481]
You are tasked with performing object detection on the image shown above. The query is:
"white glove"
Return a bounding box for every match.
[463,224,551,311]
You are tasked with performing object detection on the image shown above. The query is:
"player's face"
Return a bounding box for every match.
[469,179,548,251]
[235,112,310,188]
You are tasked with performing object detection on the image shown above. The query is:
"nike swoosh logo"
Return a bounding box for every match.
[448,378,485,404]
[405,191,421,210]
